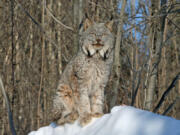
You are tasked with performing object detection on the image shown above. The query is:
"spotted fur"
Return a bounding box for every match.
[52,19,114,126]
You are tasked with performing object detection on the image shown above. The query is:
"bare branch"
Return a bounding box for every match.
[153,73,180,113]
[14,0,70,62]
[0,76,16,135]
[14,0,57,45]
[45,7,74,31]
[166,16,180,31]
[162,98,179,115]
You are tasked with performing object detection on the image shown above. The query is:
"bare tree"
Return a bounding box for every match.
[110,0,127,109]
[144,0,167,110]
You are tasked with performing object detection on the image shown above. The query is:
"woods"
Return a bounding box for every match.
[0,0,180,134]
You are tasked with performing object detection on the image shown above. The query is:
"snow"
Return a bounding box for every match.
[28,106,180,135]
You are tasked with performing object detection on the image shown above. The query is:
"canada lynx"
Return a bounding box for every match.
[52,19,114,126]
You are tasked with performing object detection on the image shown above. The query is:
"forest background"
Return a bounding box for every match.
[0,0,180,134]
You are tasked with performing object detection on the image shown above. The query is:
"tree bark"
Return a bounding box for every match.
[144,0,167,110]
[57,2,62,75]
[37,0,45,128]
[110,0,127,109]
[73,0,80,55]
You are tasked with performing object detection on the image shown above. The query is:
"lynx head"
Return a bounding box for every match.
[80,19,114,60]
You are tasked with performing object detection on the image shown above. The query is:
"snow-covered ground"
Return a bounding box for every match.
[28,106,180,135]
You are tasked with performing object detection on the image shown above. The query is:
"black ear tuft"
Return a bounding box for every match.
[79,13,92,31]
[105,20,114,32]
[84,18,93,31]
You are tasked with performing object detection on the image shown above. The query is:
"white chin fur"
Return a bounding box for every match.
[99,49,105,58]
[82,45,96,56]
[82,46,88,55]
[89,49,96,56]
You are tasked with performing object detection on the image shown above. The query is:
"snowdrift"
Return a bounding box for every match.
[28,106,180,135]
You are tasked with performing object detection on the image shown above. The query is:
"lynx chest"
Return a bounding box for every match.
[72,53,110,95]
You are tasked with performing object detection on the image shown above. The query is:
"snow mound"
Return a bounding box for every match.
[28,106,180,135]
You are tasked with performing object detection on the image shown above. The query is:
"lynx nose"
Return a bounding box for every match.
[92,39,104,47]
[96,39,101,44]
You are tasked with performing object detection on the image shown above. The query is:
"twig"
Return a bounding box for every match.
[153,73,180,113]
[45,7,74,31]
[0,76,16,135]
[126,55,140,72]
[15,0,42,31]
[11,0,15,106]
[15,0,71,62]
[162,98,177,115]
[14,0,70,62]
[124,20,148,33]
[87,0,114,12]
[166,16,180,31]
[15,0,58,48]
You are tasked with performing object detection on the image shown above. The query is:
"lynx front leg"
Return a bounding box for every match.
[53,84,75,125]
[91,88,104,118]
[75,88,92,126]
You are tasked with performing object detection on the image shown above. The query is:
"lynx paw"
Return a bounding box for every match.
[57,118,66,125]
[92,112,103,118]
[79,113,92,126]
[57,112,79,125]
[66,111,79,123]
[51,110,62,122]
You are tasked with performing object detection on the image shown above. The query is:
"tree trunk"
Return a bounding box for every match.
[73,0,80,55]
[110,0,127,109]
[144,0,167,110]
[37,0,45,128]
[57,2,62,75]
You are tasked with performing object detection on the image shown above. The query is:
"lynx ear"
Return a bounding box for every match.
[84,18,93,30]
[105,20,114,32]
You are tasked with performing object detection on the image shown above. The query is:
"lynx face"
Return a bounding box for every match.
[80,20,114,60]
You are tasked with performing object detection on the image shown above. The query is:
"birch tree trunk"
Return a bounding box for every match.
[57,2,62,75]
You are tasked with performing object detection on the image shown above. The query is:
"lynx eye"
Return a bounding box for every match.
[102,33,108,37]
[88,33,96,40]
[89,32,95,35]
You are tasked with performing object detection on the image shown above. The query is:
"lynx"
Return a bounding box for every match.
[52,19,114,126]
